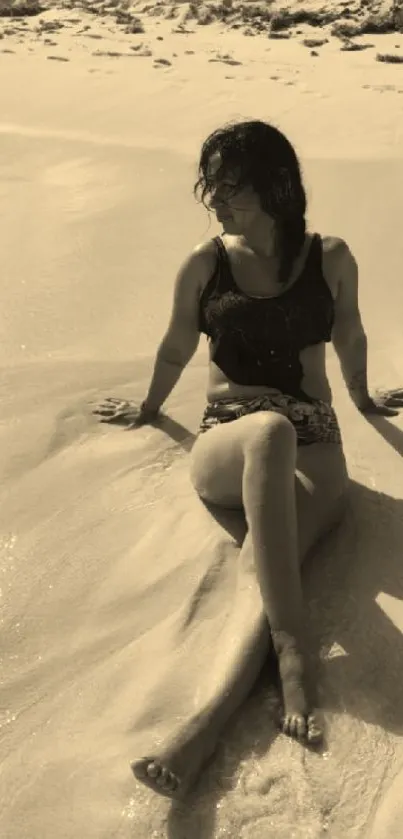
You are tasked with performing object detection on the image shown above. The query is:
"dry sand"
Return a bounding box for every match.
[1,2,403,838]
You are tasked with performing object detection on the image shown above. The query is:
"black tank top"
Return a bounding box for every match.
[198,234,335,400]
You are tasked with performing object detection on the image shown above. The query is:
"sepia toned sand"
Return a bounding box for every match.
[1,2,403,838]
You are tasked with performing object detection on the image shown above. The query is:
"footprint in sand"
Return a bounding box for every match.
[153,57,172,67]
[268,74,297,86]
[362,83,398,93]
[47,55,69,62]
[208,52,242,66]
[340,40,374,51]
[36,20,64,35]
[130,45,152,57]
[377,52,403,64]
[302,37,328,48]
[172,23,194,34]
[268,32,291,40]
[91,50,126,58]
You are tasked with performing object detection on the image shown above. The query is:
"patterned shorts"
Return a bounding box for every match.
[198,392,342,446]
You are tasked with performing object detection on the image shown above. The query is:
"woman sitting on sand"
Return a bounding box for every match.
[94,120,399,797]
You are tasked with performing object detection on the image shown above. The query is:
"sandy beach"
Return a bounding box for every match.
[1,2,403,837]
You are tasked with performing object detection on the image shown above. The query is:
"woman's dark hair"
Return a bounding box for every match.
[194,120,307,286]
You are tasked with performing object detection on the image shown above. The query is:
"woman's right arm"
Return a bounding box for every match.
[141,241,215,414]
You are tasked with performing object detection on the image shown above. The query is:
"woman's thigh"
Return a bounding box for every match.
[190,411,289,506]
[190,413,349,561]
[293,442,349,559]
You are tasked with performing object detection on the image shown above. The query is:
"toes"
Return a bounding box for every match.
[147,761,161,779]
[307,714,323,745]
[281,714,307,739]
[131,757,152,780]
[131,758,179,795]
[280,713,324,745]
[156,767,178,791]
[295,715,308,740]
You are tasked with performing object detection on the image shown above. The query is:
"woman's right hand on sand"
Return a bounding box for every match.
[91,398,159,429]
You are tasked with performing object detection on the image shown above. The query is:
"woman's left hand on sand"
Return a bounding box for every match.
[91,397,160,428]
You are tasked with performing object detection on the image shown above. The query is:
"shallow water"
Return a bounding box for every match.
[1,133,403,839]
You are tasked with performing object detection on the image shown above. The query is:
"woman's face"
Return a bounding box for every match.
[206,151,263,233]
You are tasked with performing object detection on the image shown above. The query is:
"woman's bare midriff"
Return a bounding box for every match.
[206,342,333,405]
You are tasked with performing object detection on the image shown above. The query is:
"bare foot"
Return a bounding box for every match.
[272,630,323,746]
[131,716,217,799]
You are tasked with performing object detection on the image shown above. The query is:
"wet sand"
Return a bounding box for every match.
[1,5,403,838]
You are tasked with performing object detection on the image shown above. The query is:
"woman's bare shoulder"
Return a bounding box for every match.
[169,239,217,310]
[321,235,350,257]
[320,235,355,299]
[190,238,218,293]
[193,238,218,264]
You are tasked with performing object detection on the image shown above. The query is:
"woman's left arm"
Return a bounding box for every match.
[330,241,399,416]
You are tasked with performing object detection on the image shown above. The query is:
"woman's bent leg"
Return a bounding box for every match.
[132,412,348,798]
[191,412,348,740]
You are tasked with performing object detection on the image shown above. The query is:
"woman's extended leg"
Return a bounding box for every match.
[132,411,348,798]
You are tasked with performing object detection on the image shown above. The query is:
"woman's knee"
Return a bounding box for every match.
[189,411,297,504]
[189,428,242,502]
[244,412,297,460]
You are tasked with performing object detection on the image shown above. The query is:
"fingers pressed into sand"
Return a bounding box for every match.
[89,396,122,409]
[379,388,403,406]
[93,398,131,411]
[94,407,133,421]
[93,409,115,417]
[104,397,128,405]
[92,405,120,415]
